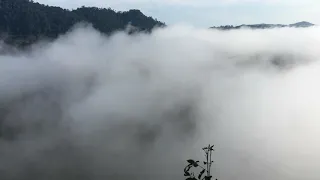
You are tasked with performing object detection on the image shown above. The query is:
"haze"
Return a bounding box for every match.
[1,24,320,180]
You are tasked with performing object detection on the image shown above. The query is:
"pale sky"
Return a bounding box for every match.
[35,0,320,27]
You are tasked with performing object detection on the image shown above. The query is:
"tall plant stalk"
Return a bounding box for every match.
[184,144,217,180]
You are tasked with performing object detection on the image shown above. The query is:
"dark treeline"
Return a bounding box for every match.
[0,0,165,47]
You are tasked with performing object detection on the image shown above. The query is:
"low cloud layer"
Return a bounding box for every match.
[1,25,320,180]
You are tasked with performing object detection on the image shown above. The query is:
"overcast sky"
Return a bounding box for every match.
[34,0,320,27]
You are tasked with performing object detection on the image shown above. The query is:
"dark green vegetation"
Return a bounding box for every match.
[211,21,314,30]
[0,0,165,47]
[184,144,217,180]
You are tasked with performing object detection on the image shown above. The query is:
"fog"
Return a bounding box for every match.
[1,24,320,180]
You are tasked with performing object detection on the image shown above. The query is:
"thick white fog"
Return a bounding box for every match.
[1,24,320,180]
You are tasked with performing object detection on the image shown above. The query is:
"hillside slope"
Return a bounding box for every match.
[0,0,165,47]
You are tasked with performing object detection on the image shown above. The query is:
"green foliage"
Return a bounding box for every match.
[0,0,165,47]
[184,144,218,180]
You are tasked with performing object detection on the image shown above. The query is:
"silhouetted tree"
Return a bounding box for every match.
[184,144,217,180]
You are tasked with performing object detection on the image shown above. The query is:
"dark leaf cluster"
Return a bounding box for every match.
[184,144,217,180]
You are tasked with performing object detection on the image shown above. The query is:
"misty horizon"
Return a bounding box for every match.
[32,0,320,27]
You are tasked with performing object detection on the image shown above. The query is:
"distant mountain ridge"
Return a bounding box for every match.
[0,0,315,48]
[289,21,314,27]
[211,21,315,30]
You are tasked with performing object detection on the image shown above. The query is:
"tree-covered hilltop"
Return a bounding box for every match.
[0,0,165,47]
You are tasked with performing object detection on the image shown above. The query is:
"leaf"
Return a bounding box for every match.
[184,164,192,172]
[193,162,199,167]
[198,169,206,180]
[184,172,191,176]
[187,159,200,167]
[184,164,192,176]
[187,159,196,164]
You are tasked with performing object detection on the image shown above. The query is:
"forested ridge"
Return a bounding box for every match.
[0,0,165,47]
